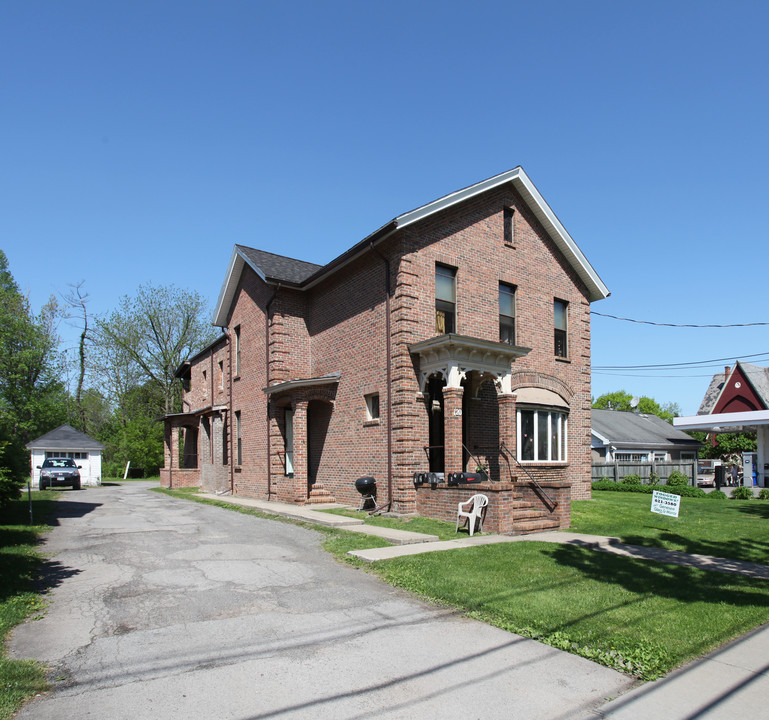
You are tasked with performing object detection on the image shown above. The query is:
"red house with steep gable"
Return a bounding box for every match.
[675,361,769,488]
[161,168,610,533]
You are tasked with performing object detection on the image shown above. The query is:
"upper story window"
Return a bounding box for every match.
[219,360,224,390]
[504,207,515,246]
[499,283,516,345]
[554,299,568,358]
[435,264,456,334]
[234,325,241,376]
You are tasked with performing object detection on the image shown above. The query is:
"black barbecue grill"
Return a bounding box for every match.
[354,476,377,511]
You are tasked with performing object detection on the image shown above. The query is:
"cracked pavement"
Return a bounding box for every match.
[9,482,633,719]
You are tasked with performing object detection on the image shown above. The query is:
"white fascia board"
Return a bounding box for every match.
[395,167,609,302]
[213,247,267,327]
[591,429,611,445]
[395,168,524,227]
[674,410,769,430]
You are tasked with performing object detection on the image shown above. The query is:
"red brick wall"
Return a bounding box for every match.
[165,180,596,512]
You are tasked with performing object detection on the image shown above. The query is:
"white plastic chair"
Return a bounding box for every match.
[455,494,489,536]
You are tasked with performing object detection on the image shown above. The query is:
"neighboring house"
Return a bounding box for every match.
[161,167,609,533]
[591,409,701,463]
[675,361,769,487]
[26,424,105,487]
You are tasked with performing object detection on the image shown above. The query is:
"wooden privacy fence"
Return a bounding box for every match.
[591,461,696,485]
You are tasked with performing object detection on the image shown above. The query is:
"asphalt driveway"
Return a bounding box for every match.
[9,482,632,719]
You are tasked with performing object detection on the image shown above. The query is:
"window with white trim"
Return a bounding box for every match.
[518,408,567,462]
[615,452,648,462]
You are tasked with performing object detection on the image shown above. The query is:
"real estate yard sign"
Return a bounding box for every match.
[651,490,681,518]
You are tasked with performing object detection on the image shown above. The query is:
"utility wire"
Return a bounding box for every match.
[594,350,769,371]
[591,311,769,328]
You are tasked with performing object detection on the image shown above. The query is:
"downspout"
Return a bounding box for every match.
[371,242,393,509]
[210,351,215,462]
[265,284,281,499]
[227,328,234,494]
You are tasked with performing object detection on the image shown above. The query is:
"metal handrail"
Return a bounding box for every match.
[499,441,558,510]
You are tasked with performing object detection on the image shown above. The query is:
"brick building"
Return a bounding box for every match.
[161,167,609,533]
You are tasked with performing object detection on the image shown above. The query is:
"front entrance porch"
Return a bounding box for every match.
[408,334,571,533]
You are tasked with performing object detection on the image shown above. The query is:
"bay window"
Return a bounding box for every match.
[518,408,567,462]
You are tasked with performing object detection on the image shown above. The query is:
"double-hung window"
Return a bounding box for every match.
[518,408,567,462]
[554,300,568,358]
[234,325,242,375]
[499,283,516,344]
[284,408,294,476]
[235,411,242,466]
[435,264,456,334]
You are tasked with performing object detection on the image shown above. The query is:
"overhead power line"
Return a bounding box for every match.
[594,350,769,371]
[591,311,769,328]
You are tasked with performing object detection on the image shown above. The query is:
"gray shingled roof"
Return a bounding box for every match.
[698,372,726,414]
[592,409,700,448]
[236,245,323,285]
[25,424,105,451]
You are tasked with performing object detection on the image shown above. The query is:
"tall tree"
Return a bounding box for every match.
[62,280,90,432]
[592,390,680,423]
[0,250,67,480]
[95,283,217,415]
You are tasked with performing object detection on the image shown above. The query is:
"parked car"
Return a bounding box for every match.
[38,457,82,490]
[696,466,716,487]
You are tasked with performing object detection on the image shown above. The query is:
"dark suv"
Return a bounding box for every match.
[38,457,82,490]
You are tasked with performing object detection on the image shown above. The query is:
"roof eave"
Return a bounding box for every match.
[213,247,268,328]
[395,167,609,302]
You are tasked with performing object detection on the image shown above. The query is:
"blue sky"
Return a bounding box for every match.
[2,0,767,415]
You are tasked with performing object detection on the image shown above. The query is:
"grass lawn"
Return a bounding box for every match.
[373,541,769,680]
[320,507,460,540]
[0,490,59,720]
[571,490,769,565]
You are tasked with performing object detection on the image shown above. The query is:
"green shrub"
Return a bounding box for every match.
[666,470,689,487]
[758,488,769,500]
[593,480,653,494]
[706,490,728,500]
[731,486,754,500]
[662,485,707,498]
[591,481,706,498]
[621,474,642,485]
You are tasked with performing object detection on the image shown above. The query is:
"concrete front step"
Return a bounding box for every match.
[514,508,554,521]
[513,518,562,535]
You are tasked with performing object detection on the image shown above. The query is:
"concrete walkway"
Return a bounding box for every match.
[200,492,769,579]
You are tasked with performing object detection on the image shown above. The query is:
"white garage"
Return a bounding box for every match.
[26,424,105,488]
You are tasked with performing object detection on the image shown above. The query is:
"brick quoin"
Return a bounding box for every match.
[161,168,608,533]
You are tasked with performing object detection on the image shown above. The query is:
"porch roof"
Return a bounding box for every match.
[263,371,342,396]
[409,334,530,391]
